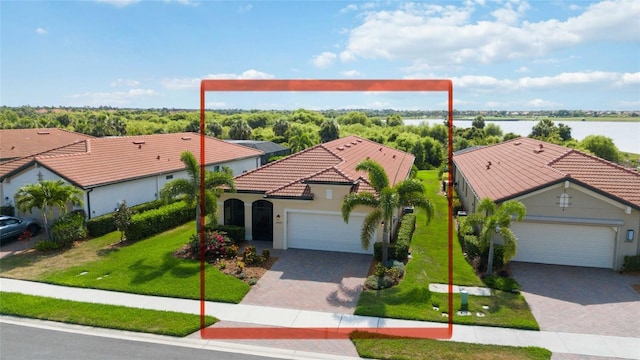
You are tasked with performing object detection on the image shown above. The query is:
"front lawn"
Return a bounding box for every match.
[350,331,551,360]
[2,222,250,303]
[0,292,216,337]
[355,170,539,330]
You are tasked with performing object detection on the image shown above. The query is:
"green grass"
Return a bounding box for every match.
[355,170,539,330]
[0,292,216,337]
[40,222,250,303]
[350,331,551,360]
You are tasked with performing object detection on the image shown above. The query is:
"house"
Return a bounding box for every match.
[453,137,640,270]
[0,128,94,161]
[217,135,415,254]
[0,132,263,219]
[225,140,290,164]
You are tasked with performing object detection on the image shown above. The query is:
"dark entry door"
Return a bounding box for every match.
[252,200,273,241]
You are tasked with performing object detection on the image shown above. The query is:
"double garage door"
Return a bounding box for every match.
[511,222,615,268]
[286,212,374,254]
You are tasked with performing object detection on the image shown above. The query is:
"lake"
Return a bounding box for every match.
[404,119,640,154]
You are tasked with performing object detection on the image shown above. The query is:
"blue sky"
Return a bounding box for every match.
[1,0,638,110]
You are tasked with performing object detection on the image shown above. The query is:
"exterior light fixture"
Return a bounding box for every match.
[627,229,635,242]
[276,214,280,221]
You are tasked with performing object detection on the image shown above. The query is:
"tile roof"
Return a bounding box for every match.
[233,135,415,199]
[0,128,94,160]
[453,137,640,208]
[2,133,263,188]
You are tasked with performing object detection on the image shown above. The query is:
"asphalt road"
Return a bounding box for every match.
[0,323,284,360]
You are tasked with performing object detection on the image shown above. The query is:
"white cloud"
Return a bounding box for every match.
[526,98,563,108]
[311,52,337,68]
[67,88,158,105]
[110,78,140,87]
[238,4,253,13]
[36,27,48,35]
[339,50,356,63]
[618,72,640,86]
[515,66,529,73]
[162,70,275,90]
[206,101,226,108]
[341,70,363,77]
[95,0,140,7]
[340,0,640,65]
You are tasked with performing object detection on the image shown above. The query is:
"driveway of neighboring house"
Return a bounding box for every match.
[510,262,640,338]
[240,244,372,314]
[0,233,44,259]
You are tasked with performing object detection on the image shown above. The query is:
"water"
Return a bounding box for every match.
[404,119,640,154]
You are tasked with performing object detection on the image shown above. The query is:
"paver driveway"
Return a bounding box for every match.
[240,245,372,314]
[511,262,640,338]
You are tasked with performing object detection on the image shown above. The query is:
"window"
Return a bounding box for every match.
[214,165,220,172]
[326,189,333,199]
[166,175,173,180]
[558,192,570,209]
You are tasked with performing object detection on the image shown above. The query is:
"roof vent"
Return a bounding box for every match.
[157,155,161,160]
[351,141,358,145]
[11,145,15,150]
[181,136,191,140]
[379,147,382,151]
[133,141,146,145]
[514,141,522,146]
[357,139,363,143]
[345,144,351,148]
[392,154,396,159]
[337,146,345,151]
[486,161,492,170]
[539,144,544,149]
[37,131,50,135]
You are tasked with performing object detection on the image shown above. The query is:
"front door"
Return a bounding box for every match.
[252,200,273,241]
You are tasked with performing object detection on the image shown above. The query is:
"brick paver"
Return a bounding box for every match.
[240,245,372,314]
[511,262,640,338]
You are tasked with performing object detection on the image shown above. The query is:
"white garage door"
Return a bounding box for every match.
[286,212,374,254]
[512,222,614,268]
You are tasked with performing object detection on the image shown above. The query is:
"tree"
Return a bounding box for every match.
[484,123,503,137]
[319,119,340,142]
[113,200,132,242]
[557,123,572,141]
[386,114,403,127]
[160,151,235,233]
[207,121,223,137]
[273,118,290,138]
[229,119,252,140]
[580,135,621,162]
[460,198,526,275]
[341,159,434,264]
[288,132,315,153]
[529,118,555,139]
[15,180,84,241]
[472,115,485,129]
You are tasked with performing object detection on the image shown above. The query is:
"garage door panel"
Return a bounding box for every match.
[512,222,614,268]
[287,212,373,254]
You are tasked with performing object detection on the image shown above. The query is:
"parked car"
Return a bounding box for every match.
[0,215,41,243]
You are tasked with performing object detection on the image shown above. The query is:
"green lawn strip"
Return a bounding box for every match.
[0,292,216,337]
[350,331,551,360]
[355,170,539,330]
[41,222,250,303]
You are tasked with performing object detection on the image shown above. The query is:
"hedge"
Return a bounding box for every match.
[622,255,640,272]
[87,199,177,237]
[51,210,87,247]
[0,205,15,216]
[374,214,416,262]
[125,201,195,242]
[205,224,245,243]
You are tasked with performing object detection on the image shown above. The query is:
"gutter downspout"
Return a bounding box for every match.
[86,188,93,220]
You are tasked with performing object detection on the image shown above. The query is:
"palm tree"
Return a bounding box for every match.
[15,179,84,240]
[160,151,235,233]
[460,198,526,275]
[341,159,434,265]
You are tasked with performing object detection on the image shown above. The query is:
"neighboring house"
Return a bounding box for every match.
[0,132,263,220]
[217,135,415,254]
[0,128,94,161]
[226,140,290,164]
[453,137,640,270]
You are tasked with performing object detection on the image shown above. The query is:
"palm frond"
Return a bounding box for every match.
[341,192,379,222]
[355,159,389,192]
[361,208,382,249]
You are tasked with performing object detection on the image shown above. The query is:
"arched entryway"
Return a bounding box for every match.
[224,199,245,227]
[252,200,273,241]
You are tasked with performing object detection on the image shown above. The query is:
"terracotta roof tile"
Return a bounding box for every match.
[0,128,94,160]
[234,135,414,199]
[27,133,261,188]
[0,141,89,179]
[453,137,640,208]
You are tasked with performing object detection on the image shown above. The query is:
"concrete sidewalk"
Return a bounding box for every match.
[1,278,639,359]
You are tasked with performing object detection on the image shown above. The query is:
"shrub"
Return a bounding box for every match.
[205,224,245,243]
[390,260,405,278]
[396,214,416,244]
[261,248,270,260]
[51,210,87,247]
[35,239,64,251]
[125,201,195,242]
[374,242,409,262]
[0,205,15,216]
[248,278,258,286]
[483,275,520,293]
[374,263,386,277]
[364,275,395,290]
[243,245,260,265]
[188,231,234,259]
[622,255,640,272]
